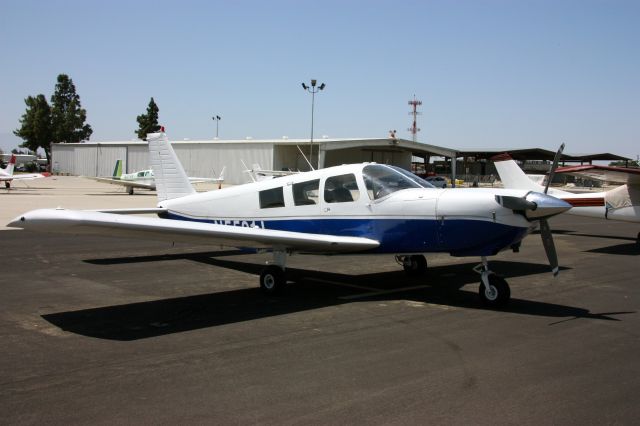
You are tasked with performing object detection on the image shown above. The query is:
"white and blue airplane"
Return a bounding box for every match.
[8,132,572,307]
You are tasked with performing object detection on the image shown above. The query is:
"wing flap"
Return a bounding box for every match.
[8,209,380,253]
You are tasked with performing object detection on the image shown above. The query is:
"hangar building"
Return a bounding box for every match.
[51,137,457,185]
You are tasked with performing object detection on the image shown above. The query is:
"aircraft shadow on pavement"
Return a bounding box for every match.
[586,243,640,256]
[43,256,633,341]
[85,250,249,265]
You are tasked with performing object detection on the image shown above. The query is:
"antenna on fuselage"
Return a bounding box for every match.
[296,145,315,171]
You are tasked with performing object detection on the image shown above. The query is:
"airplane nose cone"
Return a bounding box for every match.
[7,214,27,228]
[524,192,572,220]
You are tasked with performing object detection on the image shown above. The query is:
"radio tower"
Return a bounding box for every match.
[408,95,422,142]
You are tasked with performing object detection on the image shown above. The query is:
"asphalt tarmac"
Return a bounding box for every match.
[1,207,639,423]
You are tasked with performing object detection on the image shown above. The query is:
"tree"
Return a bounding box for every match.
[13,94,53,161]
[135,97,161,140]
[50,74,93,144]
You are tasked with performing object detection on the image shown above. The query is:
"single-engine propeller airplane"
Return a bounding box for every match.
[86,159,225,194]
[493,145,640,244]
[9,132,573,307]
[1,154,51,189]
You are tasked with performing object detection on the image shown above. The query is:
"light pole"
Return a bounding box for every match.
[301,79,325,169]
[212,115,221,138]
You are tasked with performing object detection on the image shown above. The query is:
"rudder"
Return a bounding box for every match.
[147,132,195,202]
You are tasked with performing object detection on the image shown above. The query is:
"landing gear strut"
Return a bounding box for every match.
[259,250,287,295]
[396,255,427,277]
[474,256,510,308]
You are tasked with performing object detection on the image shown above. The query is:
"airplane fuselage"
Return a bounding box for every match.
[159,164,539,256]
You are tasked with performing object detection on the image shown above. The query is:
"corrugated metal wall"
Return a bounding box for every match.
[51,144,76,174]
[126,145,149,173]
[96,146,128,176]
[172,142,273,184]
[52,142,274,184]
[74,146,98,176]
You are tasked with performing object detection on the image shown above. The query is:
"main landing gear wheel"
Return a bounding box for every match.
[402,255,427,277]
[479,275,510,308]
[127,186,134,195]
[5,182,10,189]
[260,265,286,295]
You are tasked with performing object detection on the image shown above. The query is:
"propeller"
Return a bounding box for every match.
[540,143,565,276]
[495,143,569,276]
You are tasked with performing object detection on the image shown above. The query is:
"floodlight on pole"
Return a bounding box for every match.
[301,79,325,170]
[212,115,221,138]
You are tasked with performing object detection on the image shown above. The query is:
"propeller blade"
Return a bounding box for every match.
[545,143,565,194]
[539,218,559,276]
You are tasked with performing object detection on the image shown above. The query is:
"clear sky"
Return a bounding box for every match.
[1,0,638,159]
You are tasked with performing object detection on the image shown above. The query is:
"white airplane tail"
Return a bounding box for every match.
[493,154,546,192]
[2,155,16,176]
[147,132,195,202]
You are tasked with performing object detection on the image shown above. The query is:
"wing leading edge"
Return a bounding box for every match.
[7,209,380,253]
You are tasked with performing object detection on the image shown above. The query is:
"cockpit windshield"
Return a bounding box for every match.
[362,164,435,200]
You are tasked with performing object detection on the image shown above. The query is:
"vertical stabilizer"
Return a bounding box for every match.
[492,154,545,192]
[112,159,123,178]
[147,132,195,202]
[3,155,17,176]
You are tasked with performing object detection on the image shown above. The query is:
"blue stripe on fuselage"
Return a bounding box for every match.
[162,212,528,256]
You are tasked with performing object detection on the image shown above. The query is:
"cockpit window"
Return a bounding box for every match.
[363,164,434,200]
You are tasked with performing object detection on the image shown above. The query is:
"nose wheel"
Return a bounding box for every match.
[474,256,511,308]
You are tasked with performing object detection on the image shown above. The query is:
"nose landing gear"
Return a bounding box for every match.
[474,256,510,308]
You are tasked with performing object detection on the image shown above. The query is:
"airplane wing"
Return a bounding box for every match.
[555,165,640,185]
[6,172,51,181]
[8,209,380,253]
[85,177,155,190]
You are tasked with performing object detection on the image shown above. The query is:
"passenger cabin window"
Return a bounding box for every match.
[293,179,320,206]
[259,187,285,208]
[324,174,360,203]
[363,164,434,200]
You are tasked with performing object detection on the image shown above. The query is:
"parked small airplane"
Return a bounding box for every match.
[87,159,225,194]
[9,132,573,307]
[1,155,51,189]
[241,160,298,183]
[493,147,640,244]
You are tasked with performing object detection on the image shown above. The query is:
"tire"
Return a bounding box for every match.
[260,265,286,295]
[479,275,510,308]
[128,186,134,195]
[403,255,427,277]
[5,182,10,189]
